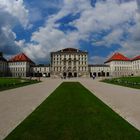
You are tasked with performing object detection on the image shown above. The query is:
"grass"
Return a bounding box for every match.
[102,77,140,89]
[0,78,40,91]
[4,82,140,140]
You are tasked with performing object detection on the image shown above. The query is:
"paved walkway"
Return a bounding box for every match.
[79,78,140,131]
[0,79,62,140]
[0,78,140,139]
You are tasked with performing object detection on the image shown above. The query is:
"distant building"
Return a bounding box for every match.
[0,49,139,78]
[89,64,110,77]
[51,48,89,78]
[33,64,50,77]
[132,56,140,76]
[105,53,133,77]
[8,53,35,77]
[0,52,8,77]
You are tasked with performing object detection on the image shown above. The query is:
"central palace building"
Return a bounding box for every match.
[51,48,88,78]
[0,48,140,78]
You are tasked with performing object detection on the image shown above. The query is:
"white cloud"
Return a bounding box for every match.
[0,0,138,63]
[89,56,106,64]
[117,40,140,57]
[22,0,94,62]
[95,2,139,58]
[0,0,29,28]
[117,1,140,57]
[5,0,136,64]
[137,0,140,11]
[28,7,43,23]
[0,0,30,56]
[23,23,81,62]
[24,0,138,62]
[73,0,137,36]
[95,28,124,47]
[0,25,20,54]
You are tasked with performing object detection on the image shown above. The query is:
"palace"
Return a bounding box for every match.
[0,48,140,78]
[105,53,140,77]
[8,53,35,77]
[51,48,89,78]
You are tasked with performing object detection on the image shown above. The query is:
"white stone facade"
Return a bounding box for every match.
[132,59,140,76]
[105,61,132,77]
[89,65,110,77]
[8,61,33,77]
[0,50,140,78]
[33,65,50,77]
[51,48,89,78]
[105,53,140,77]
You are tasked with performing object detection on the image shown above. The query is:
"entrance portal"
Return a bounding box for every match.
[68,72,72,77]
[101,71,105,77]
[107,72,110,77]
[90,72,92,77]
[74,72,77,77]
[98,72,101,77]
[63,72,67,78]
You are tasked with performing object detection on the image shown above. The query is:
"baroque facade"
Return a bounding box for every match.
[89,64,110,77]
[33,64,50,77]
[0,48,140,78]
[8,53,35,77]
[51,48,89,78]
[132,56,140,76]
[105,52,140,77]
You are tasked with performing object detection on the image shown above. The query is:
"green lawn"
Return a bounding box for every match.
[0,78,39,91]
[5,82,140,140]
[102,77,140,89]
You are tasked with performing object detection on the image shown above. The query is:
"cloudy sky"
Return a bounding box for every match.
[0,0,140,64]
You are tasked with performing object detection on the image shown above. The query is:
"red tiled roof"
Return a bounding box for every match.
[131,55,140,61]
[105,52,130,63]
[9,53,34,63]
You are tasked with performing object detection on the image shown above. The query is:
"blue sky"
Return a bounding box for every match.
[0,0,140,64]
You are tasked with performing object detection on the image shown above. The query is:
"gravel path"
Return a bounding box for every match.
[0,79,62,140]
[0,78,140,139]
[79,78,140,131]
